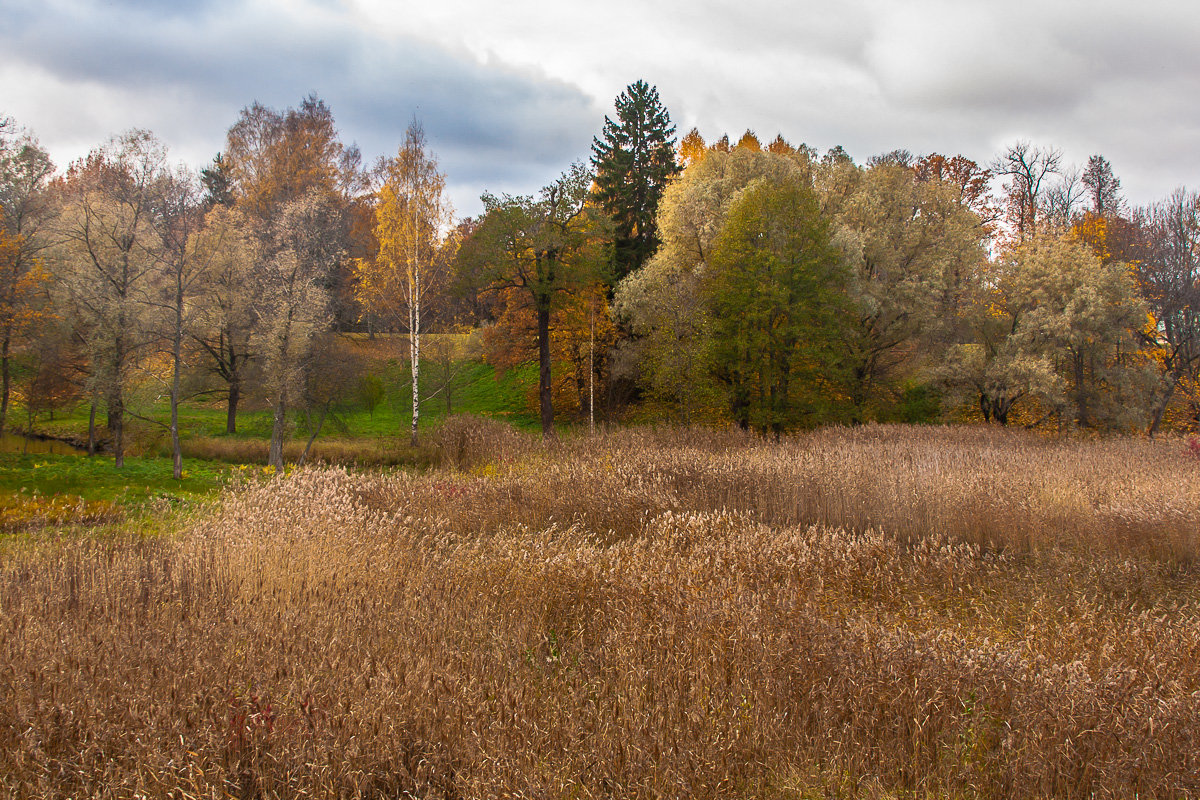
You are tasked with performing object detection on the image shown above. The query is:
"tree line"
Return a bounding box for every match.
[3,82,1200,468]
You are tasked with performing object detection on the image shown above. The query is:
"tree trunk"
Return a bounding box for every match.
[0,332,10,432]
[87,401,97,456]
[109,391,125,469]
[269,395,287,475]
[226,379,240,435]
[410,329,420,449]
[299,401,329,466]
[537,302,553,438]
[170,299,184,480]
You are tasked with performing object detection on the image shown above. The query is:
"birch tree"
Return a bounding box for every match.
[189,205,259,434]
[353,121,452,446]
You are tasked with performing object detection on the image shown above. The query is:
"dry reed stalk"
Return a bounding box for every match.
[2,425,1199,798]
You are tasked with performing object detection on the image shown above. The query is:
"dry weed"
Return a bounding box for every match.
[2,425,1199,798]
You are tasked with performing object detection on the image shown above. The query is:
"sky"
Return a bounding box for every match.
[2,0,1199,218]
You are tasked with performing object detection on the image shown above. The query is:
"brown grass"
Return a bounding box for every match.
[3,424,1200,798]
[181,435,421,467]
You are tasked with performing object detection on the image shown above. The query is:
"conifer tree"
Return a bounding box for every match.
[591,80,679,283]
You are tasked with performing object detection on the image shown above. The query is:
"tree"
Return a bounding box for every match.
[53,130,168,467]
[590,80,680,283]
[828,161,989,419]
[613,146,812,421]
[200,152,234,210]
[223,94,356,223]
[222,94,366,329]
[146,163,207,479]
[678,128,707,167]
[1134,189,1200,432]
[0,119,55,430]
[992,142,1061,242]
[1082,155,1122,217]
[943,232,1152,429]
[353,121,453,446]
[189,205,260,434]
[913,153,994,224]
[735,131,762,151]
[1041,166,1086,230]
[705,177,849,433]
[259,190,342,473]
[457,164,606,437]
[1011,233,1152,428]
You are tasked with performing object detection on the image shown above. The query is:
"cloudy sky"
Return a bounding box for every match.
[2,0,1198,217]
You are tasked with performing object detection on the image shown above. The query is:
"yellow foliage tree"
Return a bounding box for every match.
[353,121,453,446]
[678,127,707,167]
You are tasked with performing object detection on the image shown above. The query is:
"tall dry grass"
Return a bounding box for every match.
[3,424,1199,798]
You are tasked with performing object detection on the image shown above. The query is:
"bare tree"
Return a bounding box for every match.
[992,142,1061,242]
[1041,166,1085,230]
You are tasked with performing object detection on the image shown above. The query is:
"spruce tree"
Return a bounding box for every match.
[591,80,680,283]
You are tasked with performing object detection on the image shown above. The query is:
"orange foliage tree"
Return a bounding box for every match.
[0,230,52,430]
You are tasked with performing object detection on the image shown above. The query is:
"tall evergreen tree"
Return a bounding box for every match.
[591,80,679,283]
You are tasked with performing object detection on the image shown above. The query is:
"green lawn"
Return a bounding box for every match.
[0,451,233,532]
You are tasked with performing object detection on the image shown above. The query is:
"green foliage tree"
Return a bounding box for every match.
[614,146,812,421]
[590,80,679,283]
[705,178,849,433]
[457,163,606,437]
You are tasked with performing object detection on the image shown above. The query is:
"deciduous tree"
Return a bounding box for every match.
[1134,189,1200,432]
[828,161,988,418]
[259,190,342,472]
[457,164,606,437]
[53,130,168,467]
[614,146,812,421]
[992,141,1061,243]
[0,119,55,430]
[705,177,849,432]
[353,121,453,446]
[190,205,260,434]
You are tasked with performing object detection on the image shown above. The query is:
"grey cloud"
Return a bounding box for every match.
[1,0,601,197]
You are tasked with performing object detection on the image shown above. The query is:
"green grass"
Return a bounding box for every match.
[0,452,229,501]
[0,452,232,532]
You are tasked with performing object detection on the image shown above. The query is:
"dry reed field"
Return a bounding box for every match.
[3,422,1200,798]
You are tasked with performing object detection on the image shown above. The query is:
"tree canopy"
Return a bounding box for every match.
[591,80,679,284]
